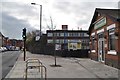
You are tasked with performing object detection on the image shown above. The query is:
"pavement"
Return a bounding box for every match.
[5,51,119,80]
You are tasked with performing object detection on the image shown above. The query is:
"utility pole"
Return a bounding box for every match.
[31,3,42,38]
[40,5,42,37]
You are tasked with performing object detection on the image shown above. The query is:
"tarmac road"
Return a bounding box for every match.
[2,51,21,79]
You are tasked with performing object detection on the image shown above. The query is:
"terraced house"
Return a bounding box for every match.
[88,8,120,68]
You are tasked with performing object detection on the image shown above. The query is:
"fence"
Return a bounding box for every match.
[25,58,47,80]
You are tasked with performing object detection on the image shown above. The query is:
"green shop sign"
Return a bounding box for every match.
[94,17,106,29]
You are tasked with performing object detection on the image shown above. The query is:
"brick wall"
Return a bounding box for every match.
[90,13,119,68]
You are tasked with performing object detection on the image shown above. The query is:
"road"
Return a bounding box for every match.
[2,51,22,79]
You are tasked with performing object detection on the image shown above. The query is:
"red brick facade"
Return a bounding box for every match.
[89,8,120,68]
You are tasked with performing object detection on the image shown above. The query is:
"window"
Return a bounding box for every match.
[81,33,84,37]
[55,39,60,43]
[108,28,115,50]
[56,33,59,37]
[74,33,78,37]
[78,33,81,37]
[84,33,89,37]
[60,33,64,37]
[64,39,68,43]
[98,33,103,38]
[64,33,68,37]
[47,39,53,43]
[60,39,64,43]
[48,33,53,37]
[68,33,73,37]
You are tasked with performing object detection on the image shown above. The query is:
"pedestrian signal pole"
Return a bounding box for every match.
[22,28,26,61]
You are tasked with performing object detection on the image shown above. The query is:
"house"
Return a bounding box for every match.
[0,32,3,47]
[0,32,7,47]
[88,8,120,68]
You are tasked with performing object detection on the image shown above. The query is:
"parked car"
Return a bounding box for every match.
[3,47,7,51]
[0,47,7,52]
[0,47,3,52]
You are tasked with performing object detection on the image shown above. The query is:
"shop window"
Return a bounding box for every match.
[108,28,115,50]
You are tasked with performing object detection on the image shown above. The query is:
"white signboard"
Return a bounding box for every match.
[35,36,40,41]
[35,30,40,41]
[55,44,61,50]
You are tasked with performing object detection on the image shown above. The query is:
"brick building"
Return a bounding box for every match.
[0,32,23,50]
[88,8,120,68]
[6,39,23,50]
[0,32,3,47]
[0,32,8,47]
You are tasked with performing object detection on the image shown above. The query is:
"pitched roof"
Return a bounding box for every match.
[88,8,120,34]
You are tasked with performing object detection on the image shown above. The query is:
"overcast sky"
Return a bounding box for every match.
[0,0,119,39]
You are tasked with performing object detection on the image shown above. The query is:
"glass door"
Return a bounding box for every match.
[98,39,105,62]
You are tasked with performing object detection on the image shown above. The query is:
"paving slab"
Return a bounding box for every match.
[5,51,119,80]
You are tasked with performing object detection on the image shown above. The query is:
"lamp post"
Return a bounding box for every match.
[31,3,42,37]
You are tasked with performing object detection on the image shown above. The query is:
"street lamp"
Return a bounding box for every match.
[31,3,42,38]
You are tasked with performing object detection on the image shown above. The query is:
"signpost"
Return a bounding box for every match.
[35,30,40,41]
[22,28,26,61]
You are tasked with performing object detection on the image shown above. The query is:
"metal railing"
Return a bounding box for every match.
[25,58,47,80]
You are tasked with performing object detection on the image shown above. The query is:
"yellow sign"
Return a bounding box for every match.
[68,42,81,50]
[77,42,81,49]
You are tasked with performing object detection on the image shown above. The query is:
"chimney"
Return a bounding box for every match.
[62,25,68,30]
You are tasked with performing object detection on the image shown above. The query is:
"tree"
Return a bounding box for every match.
[26,30,47,54]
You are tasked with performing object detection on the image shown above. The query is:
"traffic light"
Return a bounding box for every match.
[22,28,26,40]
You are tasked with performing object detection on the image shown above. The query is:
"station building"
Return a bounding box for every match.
[88,8,120,68]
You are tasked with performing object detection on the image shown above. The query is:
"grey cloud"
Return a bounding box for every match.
[1,11,36,39]
[2,2,39,20]
[53,1,118,30]
[53,0,73,14]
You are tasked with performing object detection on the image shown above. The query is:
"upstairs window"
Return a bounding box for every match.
[108,28,115,50]
[60,33,64,37]
[48,33,53,37]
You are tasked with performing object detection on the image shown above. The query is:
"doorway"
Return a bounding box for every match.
[98,38,105,62]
